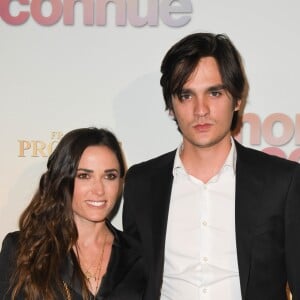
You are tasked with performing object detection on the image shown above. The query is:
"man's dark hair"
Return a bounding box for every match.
[160,32,248,131]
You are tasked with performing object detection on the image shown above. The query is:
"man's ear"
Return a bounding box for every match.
[234,99,242,111]
[169,109,174,117]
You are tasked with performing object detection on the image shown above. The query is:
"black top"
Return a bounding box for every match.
[0,221,146,300]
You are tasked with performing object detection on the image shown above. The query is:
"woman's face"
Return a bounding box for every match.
[72,145,122,225]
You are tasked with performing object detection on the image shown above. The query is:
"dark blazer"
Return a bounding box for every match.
[0,222,146,300]
[123,140,300,300]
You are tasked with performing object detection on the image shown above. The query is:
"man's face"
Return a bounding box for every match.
[171,56,240,151]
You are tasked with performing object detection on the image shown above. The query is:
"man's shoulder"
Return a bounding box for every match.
[126,150,176,178]
[235,140,299,170]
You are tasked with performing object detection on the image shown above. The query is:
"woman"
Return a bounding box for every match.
[0,127,146,300]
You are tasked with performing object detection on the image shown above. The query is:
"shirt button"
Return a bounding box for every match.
[203,257,208,262]
[202,221,207,226]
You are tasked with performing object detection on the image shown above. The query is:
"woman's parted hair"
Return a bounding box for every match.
[10,127,125,299]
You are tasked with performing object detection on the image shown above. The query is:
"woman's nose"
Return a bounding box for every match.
[92,179,105,195]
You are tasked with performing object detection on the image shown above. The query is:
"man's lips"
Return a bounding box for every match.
[193,123,212,131]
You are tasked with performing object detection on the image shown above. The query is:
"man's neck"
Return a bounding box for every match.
[180,137,233,183]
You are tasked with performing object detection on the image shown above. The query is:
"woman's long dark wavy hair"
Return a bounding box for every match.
[9,127,126,299]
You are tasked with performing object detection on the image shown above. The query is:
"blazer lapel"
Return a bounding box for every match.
[235,141,264,298]
[150,151,175,279]
[99,230,144,298]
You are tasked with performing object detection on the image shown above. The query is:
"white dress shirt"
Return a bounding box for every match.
[160,141,242,300]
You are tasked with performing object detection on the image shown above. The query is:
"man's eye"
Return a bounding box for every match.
[210,90,222,97]
[105,173,118,180]
[178,93,191,101]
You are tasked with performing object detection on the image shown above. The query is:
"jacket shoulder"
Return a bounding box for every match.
[126,150,176,179]
[235,140,299,172]
[0,231,20,254]
[0,231,20,290]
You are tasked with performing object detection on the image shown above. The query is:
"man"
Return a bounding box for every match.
[122,33,300,300]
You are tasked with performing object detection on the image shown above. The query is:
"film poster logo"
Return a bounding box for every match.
[236,113,300,162]
[0,0,193,27]
[18,131,63,157]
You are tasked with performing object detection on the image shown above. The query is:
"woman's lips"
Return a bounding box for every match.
[86,200,106,207]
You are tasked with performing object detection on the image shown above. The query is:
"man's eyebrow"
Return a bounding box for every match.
[180,88,192,92]
[207,84,226,92]
[177,88,194,95]
[175,84,227,97]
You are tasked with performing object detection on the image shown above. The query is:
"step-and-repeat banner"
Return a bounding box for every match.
[1,0,299,248]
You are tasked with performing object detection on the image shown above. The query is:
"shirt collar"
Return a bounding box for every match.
[173,137,237,177]
[223,137,237,175]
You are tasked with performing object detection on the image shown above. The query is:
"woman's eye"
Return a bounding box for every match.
[105,173,118,180]
[77,173,90,179]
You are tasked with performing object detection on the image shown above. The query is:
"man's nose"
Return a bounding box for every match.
[194,97,209,117]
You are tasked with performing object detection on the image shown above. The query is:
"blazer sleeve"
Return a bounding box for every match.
[0,232,19,299]
[285,164,300,299]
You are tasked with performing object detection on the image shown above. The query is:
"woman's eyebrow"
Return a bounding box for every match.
[104,169,119,173]
[77,168,93,173]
